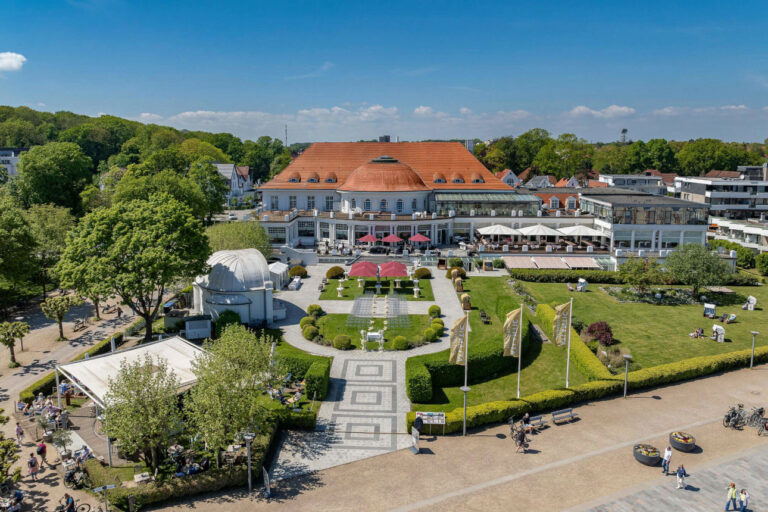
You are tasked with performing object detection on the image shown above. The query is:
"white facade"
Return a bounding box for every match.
[193,249,274,325]
[215,163,253,202]
[598,174,665,195]
[0,148,25,177]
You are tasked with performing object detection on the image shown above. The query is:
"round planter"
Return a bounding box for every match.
[633,444,661,466]
[669,432,696,452]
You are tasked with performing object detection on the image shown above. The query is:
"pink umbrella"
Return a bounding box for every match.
[381,234,403,243]
[409,234,430,243]
[358,234,378,243]
[379,261,408,277]
[349,261,378,277]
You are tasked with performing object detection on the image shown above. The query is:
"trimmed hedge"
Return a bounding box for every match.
[302,326,319,340]
[405,359,432,402]
[305,358,331,400]
[299,316,316,329]
[423,328,437,342]
[428,305,441,318]
[332,335,352,350]
[393,336,408,351]
[509,268,758,286]
[445,267,466,280]
[19,331,126,404]
[326,266,345,279]
[414,267,432,279]
[307,304,323,317]
[289,265,308,278]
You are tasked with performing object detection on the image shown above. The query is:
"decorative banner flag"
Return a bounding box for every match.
[552,302,571,346]
[449,315,468,365]
[503,308,522,357]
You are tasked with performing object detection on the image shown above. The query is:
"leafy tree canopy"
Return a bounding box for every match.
[206,220,271,258]
[16,142,92,213]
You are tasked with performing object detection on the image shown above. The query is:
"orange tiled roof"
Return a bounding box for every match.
[236,166,250,179]
[705,170,740,179]
[518,167,532,181]
[533,191,579,208]
[337,157,429,192]
[588,179,608,188]
[260,142,511,191]
[660,172,678,185]
[554,178,570,187]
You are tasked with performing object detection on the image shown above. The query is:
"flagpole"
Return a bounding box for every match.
[565,297,573,388]
[461,309,470,436]
[516,309,523,399]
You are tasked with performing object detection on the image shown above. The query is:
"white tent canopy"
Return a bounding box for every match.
[269,261,290,289]
[557,225,603,237]
[477,224,520,236]
[518,224,564,237]
[56,336,205,409]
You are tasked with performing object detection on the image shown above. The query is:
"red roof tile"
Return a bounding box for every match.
[260,142,511,191]
[236,166,250,179]
[705,170,740,179]
[518,167,532,181]
[587,179,608,188]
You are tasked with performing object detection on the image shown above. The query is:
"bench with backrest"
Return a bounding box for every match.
[551,408,579,424]
[528,415,547,431]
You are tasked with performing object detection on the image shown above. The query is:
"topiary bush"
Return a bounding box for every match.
[405,359,432,402]
[333,335,352,350]
[431,322,444,336]
[446,267,467,279]
[431,317,444,327]
[586,321,614,347]
[428,305,441,318]
[448,257,463,268]
[307,304,324,317]
[299,316,316,329]
[289,265,308,278]
[423,328,437,342]
[304,358,331,399]
[492,258,505,269]
[214,310,242,338]
[326,266,345,279]
[302,325,319,340]
[393,336,409,350]
[414,267,432,279]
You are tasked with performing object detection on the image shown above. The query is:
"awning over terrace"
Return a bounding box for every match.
[502,256,538,269]
[56,336,205,409]
[532,256,570,269]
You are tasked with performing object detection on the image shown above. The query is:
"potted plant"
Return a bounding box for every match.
[669,431,696,452]
[52,428,73,462]
[633,444,661,466]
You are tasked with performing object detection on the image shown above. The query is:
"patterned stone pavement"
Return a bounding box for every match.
[579,444,768,512]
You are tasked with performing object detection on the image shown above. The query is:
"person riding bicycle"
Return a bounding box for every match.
[515,427,527,453]
[60,493,75,512]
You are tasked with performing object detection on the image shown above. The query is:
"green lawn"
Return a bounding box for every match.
[522,281,768,369]
[411,276,589,412]
[318,278,434,301]
[316,313,434,350]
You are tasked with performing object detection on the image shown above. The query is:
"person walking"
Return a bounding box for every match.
[116,306,123,320]
[675,465,689,489]
[739,489,750,512]
[27,453,39,482]
[662,446,672,474]
[36,441,47,467]
[726,483,738,511]
[14,423,23,447]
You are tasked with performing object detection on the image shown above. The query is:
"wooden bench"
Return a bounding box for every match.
[528,415,547,431]
[551,408,579,424]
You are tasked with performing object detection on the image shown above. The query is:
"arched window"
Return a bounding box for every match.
[452,177,465,184]
[549,197,560,209]
[472,177,484,183]
[434,177,446,183]
[308,177,318,183]
[396,199,404,213]
[364,199,371,211]
[379,199,388,211]
[411,198,417,211]
[288,177,300,183]
[350,198,356,210]
[566,197,577,209]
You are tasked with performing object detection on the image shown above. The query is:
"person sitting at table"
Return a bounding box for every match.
[35,393,44,405]
[21,402,31,415]
[75,445,91,465]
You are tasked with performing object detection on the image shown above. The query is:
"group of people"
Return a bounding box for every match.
[725,483,750,511]
[18,393,69,429]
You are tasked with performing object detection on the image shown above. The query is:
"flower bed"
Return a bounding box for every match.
[669,431,696,452]
[633,444,661,466]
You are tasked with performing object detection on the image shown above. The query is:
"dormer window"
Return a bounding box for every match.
[433,173,447,184]
[452,178,464,184]
[288,177,300,183]
[324,177,336,183]
[549,197,560,209]
[308,177,318,183]
[434,178,446,183]
[472,178,484,183]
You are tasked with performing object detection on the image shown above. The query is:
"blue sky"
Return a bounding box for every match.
[2,0,767,142]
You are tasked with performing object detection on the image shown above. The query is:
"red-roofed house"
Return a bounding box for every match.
[705,170,741,179]
[498,169,522,187]
[587,179,608,188]
[215,163,253,203]
[555,176,580,188]
[528,188,580,210]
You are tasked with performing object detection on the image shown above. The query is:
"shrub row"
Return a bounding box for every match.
[407,345,768,435]
[405,359,433,403]
[508,268,758,286]
[304,358,331,400]
[534,303,612,381]
[19,331,126,404]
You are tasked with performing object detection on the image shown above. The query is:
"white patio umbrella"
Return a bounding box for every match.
[518,224,564,238]
[477,224,520,236]
[557,225,603,246]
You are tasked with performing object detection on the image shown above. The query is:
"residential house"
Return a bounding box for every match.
[0,147,28,177]
[598,173,666,195]
[525,175,556,188]
[215,163,253,203]
[498,169,521,187]
[555,176,580,188]
[676,175,768,219]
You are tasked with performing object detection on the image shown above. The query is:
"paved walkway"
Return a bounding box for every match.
[270,262,462,480]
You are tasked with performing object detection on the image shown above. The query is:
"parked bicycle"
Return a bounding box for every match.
[723,403,746,429]
[54,496,91,511]
[746,406,765,428]
[758,417,768,437]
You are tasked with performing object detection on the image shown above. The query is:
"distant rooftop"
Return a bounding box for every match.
[581,193,706,207]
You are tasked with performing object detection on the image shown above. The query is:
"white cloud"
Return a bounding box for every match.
[655,105,751,116]
[459,107,472,115]
[0,52,26,72]
[492,109,531,121]
[652,106,685,116]
[569,105,636,118]
[36,102,45,107]
[719,104,748,112]
[285,61,334,80]
[136,112,163,122]
[413,105,448,118]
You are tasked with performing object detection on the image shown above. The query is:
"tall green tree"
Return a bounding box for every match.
[645,139,678,173]
[24,204,75,297]
[269,148,293,179]
[57,194,210,341]
[179,138,231,163]
[188,161,228,223]
[756,253,768,276]
[206,220,271,258]
[665,244,728,297]
[0,321,29,367]
[512,128,551,172]
[186,325,275,466]
[16,142,92,212]
[112,169,207,220]
[240,136,284,182]
[532,134,593,178]
[675,138,753,176]
[482,137,516,173]
[618,257,665,293]
[0,197,35,309]
[41,295,83,341]
[103,354,182,470]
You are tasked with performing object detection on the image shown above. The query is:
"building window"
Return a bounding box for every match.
[298,221,314,237]
[289,177,300,183]
[267,227,286,243]
[434,178,446,183]
[308,177,318,183]
[472,178,484,183]
[411,198,417,211]
[452,178,464,184]
[549,197,560,209]
[396,199,404,213]
[325,177,336,183]
[379,199,388,211]
[350,198,356,210]
[364,199,371,211]
[289,196,297,210]
[270,196,279,210]
[566,197,576,209]
[307,196,315,210]
[325,196,334,211]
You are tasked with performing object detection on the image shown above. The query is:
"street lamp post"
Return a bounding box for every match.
[623,355,632,398]
[750,331,759,369]
[243,432,256,494]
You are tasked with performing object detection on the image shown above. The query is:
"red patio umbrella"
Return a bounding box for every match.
[381,234,403,243]
[409,234,430,243]
[379,261,408,277]
[358,234,378,243]
[348,261,378,277]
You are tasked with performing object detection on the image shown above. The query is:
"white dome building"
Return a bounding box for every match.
[193,249,274,325]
